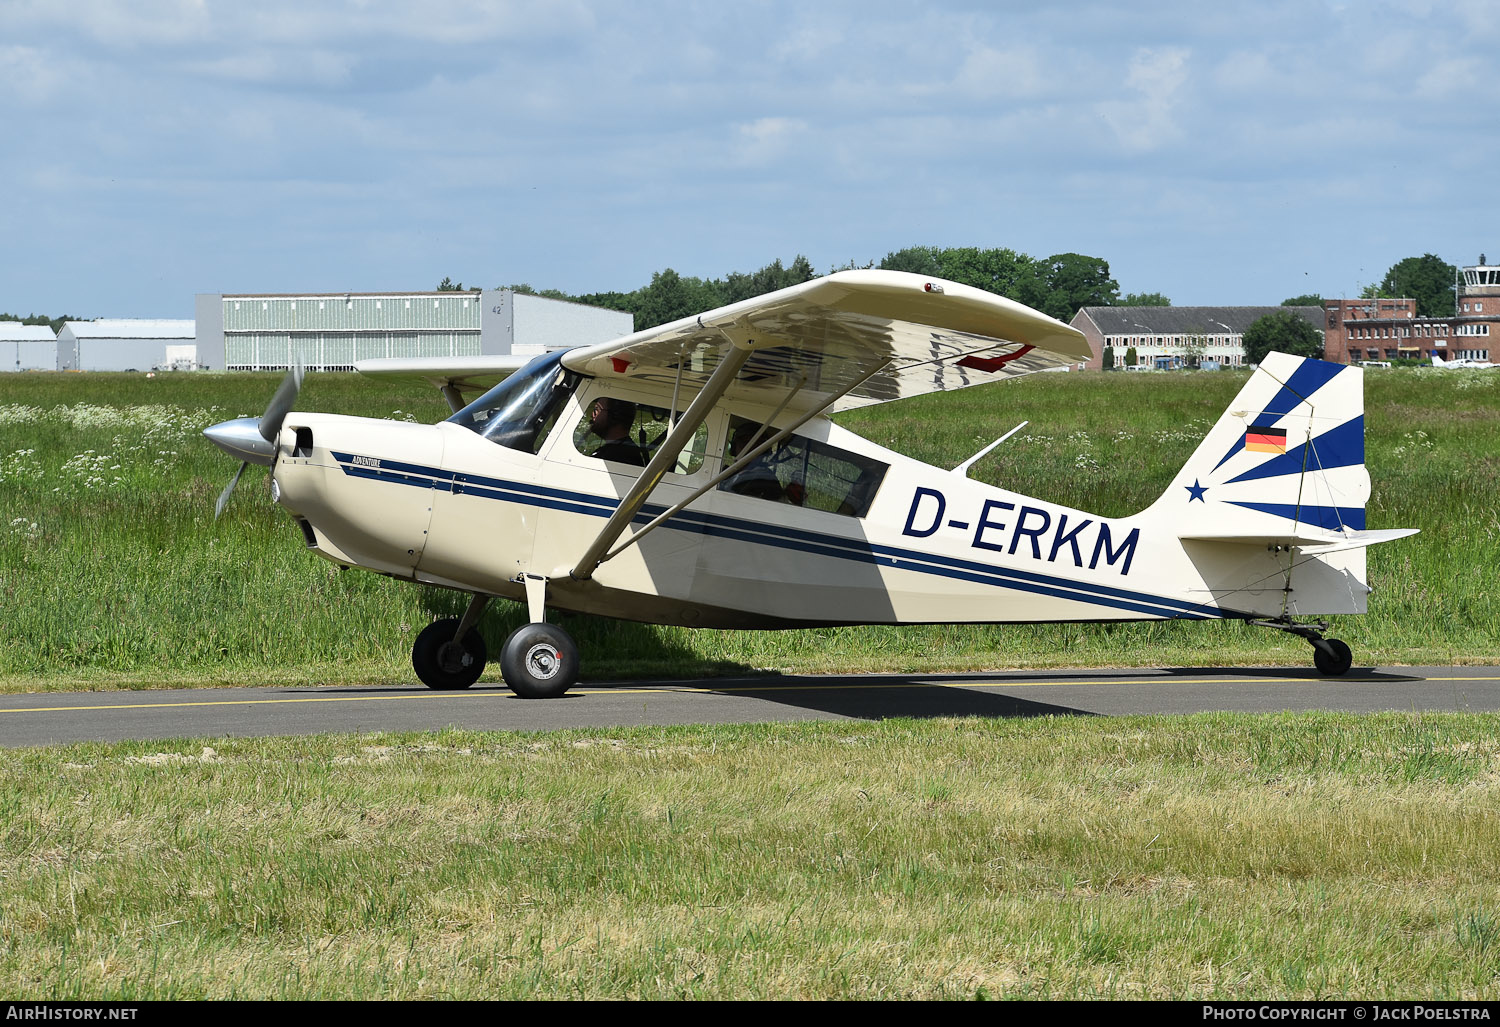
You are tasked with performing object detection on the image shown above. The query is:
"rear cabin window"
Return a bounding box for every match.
[572,395,708,475]
[717,416,887,517]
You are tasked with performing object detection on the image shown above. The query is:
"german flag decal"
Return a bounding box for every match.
[1245,425,1287,454]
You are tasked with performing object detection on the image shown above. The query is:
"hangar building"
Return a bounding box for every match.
[1,322,57,371]
[57,319,197,372]
[194,289,631,371]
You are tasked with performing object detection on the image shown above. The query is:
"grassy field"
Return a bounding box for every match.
[0,365,1495,690]
[3,713,1500,999]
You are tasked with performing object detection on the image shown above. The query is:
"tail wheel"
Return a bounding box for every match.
[412,618,487,690]
[500,622,580,699]
[1312,638,1353,676]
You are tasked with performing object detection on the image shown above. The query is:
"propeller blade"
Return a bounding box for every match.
[206,363,301,520]
[214,461,249,520]
[258,361,305,444]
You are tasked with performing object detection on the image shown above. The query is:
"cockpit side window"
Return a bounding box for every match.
[447,351,579,454]
[718,416,887,517]
[572,394,709,474]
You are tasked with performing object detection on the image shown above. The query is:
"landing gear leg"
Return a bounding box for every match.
[1250,617,1354,677]
[412,594,491,690]
[499,575,580,699]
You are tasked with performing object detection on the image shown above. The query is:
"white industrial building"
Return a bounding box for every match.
[1,322,57,371]
[194,289,632,371]
[1070,306,1325,370]
[56,319,198,372]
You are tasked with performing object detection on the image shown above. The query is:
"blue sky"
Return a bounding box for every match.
[1,0,1495,318]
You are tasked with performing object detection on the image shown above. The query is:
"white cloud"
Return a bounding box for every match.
[1097,46,1190,152]
[0,44,68,104]
[1415,57,1484,99]
[730,117,811,166]
[949,45,1045,101]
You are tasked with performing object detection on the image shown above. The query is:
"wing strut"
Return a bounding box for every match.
[596,358,891,566]
[570,338,754,581]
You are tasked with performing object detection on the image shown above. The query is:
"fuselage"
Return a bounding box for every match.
[268,367,1369,630]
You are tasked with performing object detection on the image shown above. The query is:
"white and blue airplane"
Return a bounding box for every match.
[204,270,1416,697]
[1431,354,1496,370]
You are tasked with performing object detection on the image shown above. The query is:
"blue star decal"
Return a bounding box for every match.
[1185,478,1208,503]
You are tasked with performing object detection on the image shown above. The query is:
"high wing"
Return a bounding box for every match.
[355,355,536,412]
[560,269,1090,414]
[563,270,1088,579]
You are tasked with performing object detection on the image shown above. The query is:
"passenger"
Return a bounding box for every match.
[724,420,794,503]
[586,397,647,467]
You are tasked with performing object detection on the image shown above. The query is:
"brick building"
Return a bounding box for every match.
[1322,256,1498,364]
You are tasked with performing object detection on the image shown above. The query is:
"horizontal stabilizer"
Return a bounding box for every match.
[1294,527,1420,555]
[1180,527,1419,554]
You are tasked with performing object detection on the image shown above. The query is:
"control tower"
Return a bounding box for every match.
[1453,255,1498,361]
[1459,254,1500,301]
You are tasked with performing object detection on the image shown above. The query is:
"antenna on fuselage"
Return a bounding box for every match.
[951,421,1028,479]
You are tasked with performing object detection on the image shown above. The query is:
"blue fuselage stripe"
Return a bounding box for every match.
[328,454,1230,620]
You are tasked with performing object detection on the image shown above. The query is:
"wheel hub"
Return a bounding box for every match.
[525,643,562,680]
[437,641,473,674]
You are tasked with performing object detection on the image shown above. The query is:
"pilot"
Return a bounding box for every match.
[587,397,647,466]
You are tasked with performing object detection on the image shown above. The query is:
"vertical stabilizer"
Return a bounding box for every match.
[1147,352,1369,542]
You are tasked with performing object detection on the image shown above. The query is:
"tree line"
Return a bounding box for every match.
[0,312,79,334]
[482,249,1459,334]
[492,246,1125,332]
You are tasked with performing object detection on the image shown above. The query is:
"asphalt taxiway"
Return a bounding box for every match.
[1,666,1498,746]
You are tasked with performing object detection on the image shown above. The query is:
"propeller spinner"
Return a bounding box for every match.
[203,363,304,518]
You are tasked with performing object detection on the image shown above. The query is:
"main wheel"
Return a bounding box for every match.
[1312,637,1353,676]
[499,622,580,699]
[412,618,487,690]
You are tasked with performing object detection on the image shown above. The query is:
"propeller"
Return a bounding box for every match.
[214,460,248,520]
[203,363,304,518]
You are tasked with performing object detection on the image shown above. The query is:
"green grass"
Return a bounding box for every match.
[1,366,1495,690]
[4,714,1500,999]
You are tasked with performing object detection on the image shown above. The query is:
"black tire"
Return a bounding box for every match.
[1312,637,1353,676]
[412,618,487,690]
[499,622,580,699]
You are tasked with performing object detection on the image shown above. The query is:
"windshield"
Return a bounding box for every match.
[447,351,580,454]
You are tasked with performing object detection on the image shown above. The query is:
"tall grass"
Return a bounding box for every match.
[1,367,1494,688]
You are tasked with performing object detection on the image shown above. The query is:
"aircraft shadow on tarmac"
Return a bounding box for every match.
[699,677,1094,720]
[274,677,1087,718]
[642,665,1431,722]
